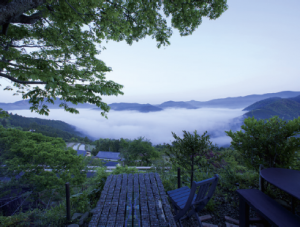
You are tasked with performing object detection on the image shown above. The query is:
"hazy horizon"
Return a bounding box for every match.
[7,108,246,147]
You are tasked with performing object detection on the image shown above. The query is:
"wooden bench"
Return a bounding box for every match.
[236,189,300,227]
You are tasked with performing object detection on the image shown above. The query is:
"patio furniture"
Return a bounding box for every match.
[167,174,219,227]
[237,189,300,227]
[260,167,300,214]
[88,173,177,227]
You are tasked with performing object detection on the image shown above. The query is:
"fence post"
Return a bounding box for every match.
[65,182,71,223]
[177,168,181,189]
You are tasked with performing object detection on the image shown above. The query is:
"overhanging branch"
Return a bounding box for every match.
[0,73,47,84]
[10,10,46,24]
[0,0,48,26]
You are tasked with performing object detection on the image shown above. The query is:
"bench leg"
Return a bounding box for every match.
[291,195,296,214]
[239,197,249,227]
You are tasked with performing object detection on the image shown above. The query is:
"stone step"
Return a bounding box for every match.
[200,215,213,221]
[225,216,265,227]
[202,222,218,227]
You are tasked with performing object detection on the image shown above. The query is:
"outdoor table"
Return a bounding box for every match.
[88,172,177,227]
[260,168,300,214]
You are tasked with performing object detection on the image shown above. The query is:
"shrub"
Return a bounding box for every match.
[111,165,140,175]
[71,190,90,213]
[226,116,300,171]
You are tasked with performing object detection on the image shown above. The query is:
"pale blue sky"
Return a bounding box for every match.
[1,0,300,104]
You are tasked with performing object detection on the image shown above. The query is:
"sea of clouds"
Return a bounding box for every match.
[9,108,247,147]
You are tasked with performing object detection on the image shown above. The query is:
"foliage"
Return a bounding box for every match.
[154,143,169,153]
[95,138,121,152]
[0,126,87,192]
[111,165,140,175]
[0,202,67,227]
[0,209,31,227]
[164,130,224,188]
[220,164,259,191]
[119,137,160,166]
[221,148,245,167]
[85,144,96,152]
[82,156,104,167]
[89,167,110,186]
[244,99,300,121]
[1,112,88,141]
[159,168,178,193]
[243,97,281,111]
[0,108,9,118]
[0,0,228,117]
[71,190,90,213]
[225,116,300,171]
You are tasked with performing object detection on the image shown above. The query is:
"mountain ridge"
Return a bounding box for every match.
[243,95,300,120]
[1,91,300,112]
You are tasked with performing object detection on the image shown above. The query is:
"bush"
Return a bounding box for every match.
[226,116,300,171]
[111,165,140,175]
[220,165,259,191]
[71,190,90,213]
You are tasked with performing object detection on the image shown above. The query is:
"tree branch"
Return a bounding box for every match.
[0,72,47,84]
[0,60,32,69]
[10,44,53,48]
[0,0,48,26]
[10,10,46,24]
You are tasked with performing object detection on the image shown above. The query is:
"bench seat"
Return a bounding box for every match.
[236,189,300,227]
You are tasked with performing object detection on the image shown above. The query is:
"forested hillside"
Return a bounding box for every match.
[243,97,282,111]
[243,97,300,120]
[0,113,89,142]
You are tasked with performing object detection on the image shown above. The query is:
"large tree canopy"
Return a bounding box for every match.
[0,0,228,117]
[0,126,87,191]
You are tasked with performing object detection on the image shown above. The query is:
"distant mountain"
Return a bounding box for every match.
[96,103,163,113]
[186,91,300,109]
[243,96,300,120]
[1,91,300,112]
[155,101,198,109]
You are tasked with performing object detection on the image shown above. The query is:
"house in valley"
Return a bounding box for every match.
[95,151,122,161]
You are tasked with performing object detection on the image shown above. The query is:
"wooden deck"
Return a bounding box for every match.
[88,172,177,227]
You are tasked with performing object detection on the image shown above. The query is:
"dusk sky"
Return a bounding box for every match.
[1,0,299,104]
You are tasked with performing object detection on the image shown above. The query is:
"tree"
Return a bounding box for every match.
[164,130,223,188]
[119,137,160,166]
[1,118,7,127]
[0,108,9,118]
[0,0,228,117]
[0,126,87,192]
[225,116,300,171]
[84,136,90,144]
[91,147,98,156]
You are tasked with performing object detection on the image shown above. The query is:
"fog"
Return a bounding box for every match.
[9,108,247,147]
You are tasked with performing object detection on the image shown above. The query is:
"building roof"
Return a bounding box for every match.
[77,150,87,156]
[103,161,119,167]
[96,151,121,160]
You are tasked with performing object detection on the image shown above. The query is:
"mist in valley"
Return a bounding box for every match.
[9,108,247,147]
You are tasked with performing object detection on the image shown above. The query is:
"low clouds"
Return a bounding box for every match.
[10,108,247,147]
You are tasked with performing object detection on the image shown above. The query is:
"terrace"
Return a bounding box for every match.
[1,150,300,227]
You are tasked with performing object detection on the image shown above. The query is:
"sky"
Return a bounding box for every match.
[1,0,300,104]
